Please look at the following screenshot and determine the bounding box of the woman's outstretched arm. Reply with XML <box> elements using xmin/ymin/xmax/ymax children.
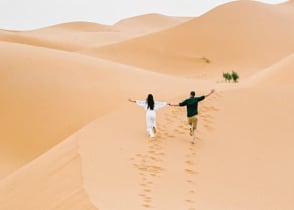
<box><xmin>169</xmin><ymin>103</ymin><xmax>179</xmax><ymax>106</ymax></box>
<box><xmin>128</xmin><ymin>99</ymin><xmax>136</xmax><ymax>103</ymax></box>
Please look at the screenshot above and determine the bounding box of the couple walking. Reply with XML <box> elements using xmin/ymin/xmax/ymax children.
<box><xmin>128</xmin><ymin>89</ymin><xmax>215</xmax><ymax>142</ymax></box>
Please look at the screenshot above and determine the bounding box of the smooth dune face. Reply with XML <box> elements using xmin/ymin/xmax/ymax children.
<box><xmin>0</xmin><ymin>1</ymin><xmax>294</xmax><ymax>210</ymax></box>
<box><xmin>0</xmin><ymin>41</ymin><xmax>117</xmax><ymax>177</ymax></box>
<box><xmin>113</xmin><ymin>13</ymin><xmax>192</xmax><ymax>35</ymax></box>
<box><xmin>195</xmin><ymin>86</ymin><xmax>294</xmax><ymax>210</ymax></box>
<box><xmin>0</xmin><ymin>40</ymin><xmax>210</xmax><ymax>179</ymax></box>
<box><xmin>0</xmin><ymin>22</ymin><xmax>119</xmax><ymax>51</ymax></box>
<box><xmin>248</xmin><ymin>53</ymin><xmax>294</xmax><ymax>85</ymax></box>
<box><xmin>0</xmin><ymin>14</ymin><xmax>190</xmax><ymax>53</ymax></box>
<box><xmin>86</xmin><ymin>1</ymin><xmax>294</xmax><ymax>78</ymax></box>
<box><xmin>0</xmin><ymin>136</ymin><xmax>98</xmax><ymax>210</ymax></box>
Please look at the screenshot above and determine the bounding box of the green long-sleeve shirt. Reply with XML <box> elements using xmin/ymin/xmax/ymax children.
<box><xmin>179</xmin><ymin>96</ymin><xmax>205</xmax><ymax>117</ymax></box>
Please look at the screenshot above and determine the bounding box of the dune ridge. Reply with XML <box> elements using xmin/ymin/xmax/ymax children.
<box><xmin>0</xmin><ymin>39</ymin><xmax>212</xmax><ymax>179</ymax></box>
<box><xmin>0</xmin><ymin>14</ymin><xmax>191</xmax><ymax>53</ymax></box>
<box><xmin>0</xmin><ymin>134</ymin><xmax>97</xmax><ymax>210</ymax></box>
<box><xmin>113</xmin><ymin>13</ymin><xmax>192</xmax><ymax>35</ymax></box>
<box><xmin>85</xmin><ymin>1</ymin><xmax>294</xmax><ymax>78</ymax></box>
<box><xmin>0</xmin><ymin>22</ymin><xmax>116</xmax><ymax>52</ymax></box>
<box><xmin>248</xmin><ymin>53</ymin><xmax>294</xmax><ymax>85</ymax></box>
<box><xmin>0</xmin><ymin>1</ymin><xmax>294</xmax><ymax>210</ymax></box>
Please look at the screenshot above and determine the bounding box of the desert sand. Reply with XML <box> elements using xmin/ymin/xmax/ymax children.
<box><xmin>0</xmin><ymin>1</ymin><xmax>294</xmax><ymax>210</ymax></box>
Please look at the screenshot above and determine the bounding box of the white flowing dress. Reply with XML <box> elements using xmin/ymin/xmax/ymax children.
<box><xmin>136</xmin><ymin>100</ymin><xmax>167</xmax><ymax>137</ymax></box>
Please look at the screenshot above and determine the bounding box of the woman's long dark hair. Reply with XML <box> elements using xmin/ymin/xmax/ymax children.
<box><xmin>146</xmin><ymin>94</ymin><xmax>154</xmax><ymax>110</ymax></box>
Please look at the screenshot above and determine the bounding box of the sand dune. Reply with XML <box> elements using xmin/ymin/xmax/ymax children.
<box><xmin>0</xmin><ymin>135</ymin><xmax>97</xmax><ymax>210</ymax></box>
<box><xmin>0</xmin><ymin>41</ymin><xmax>117</xmax><ymax>178</ymax></box>
<box><xmin>285</xmin><ymin>0</ymin><xmax>294</xmax><ymax>6</ymax></box>
<box><xmin>195</xmin><ymin>86</ymin><xmax>294</xmax><ymax>210</ymax></box>
<box><xmin>113</xmin><ymin>13</ymin><xmax>192</xmax><ymax>35</ymax></box>
<box><xmin>0</xmin><ymin>14</ymin><xmax>190</xmax><ymax>53</ymax></box>
<box><xmin>41</xmin><ymin>21</ymin><xmax>114</xmax><ymax>32</ymax></box>
<box><xmin>0</xmin><ymin>40</ymin><xmax>213</xmax><ymax>179</ymax></box>
<box><xmin>0</xmin><ymin>39</ymin><xmax>216</xmax><ymax>209</ymax></box>
<box><xmin>1</xmin><ymin>83</ymin><xmax>293</xmax><ymax>209</ymax></box>
<box><xmin>85</xmin><ymin>1</ymin><xmax>294</xmax><ymax>78</ymax></box>
<box><xmin>248</xmin><ymin>53</ymin><xmax>294</xmax><ymax>85</ymax></box>
<box><xmin>0</xmin><ymin>22</ymin><xmax>117</xmax><ymax>52</ymax></box>
<box><xmin>0</xmin><ymin>1</ymin><xmax>294</xmax><ymax>210</ymax></box>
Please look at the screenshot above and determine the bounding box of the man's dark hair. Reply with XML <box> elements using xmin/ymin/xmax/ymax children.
<box><xmin>190</xmin><ymin>91</ymin><xmax>195</xmax><ymax>97</ymax></box>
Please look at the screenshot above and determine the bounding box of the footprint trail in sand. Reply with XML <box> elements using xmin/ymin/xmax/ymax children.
<box><xmin>131</xmin><ymin>132</ymin><xmax>167</xmax><ymax>208</ymax></box>
<box><xmin>130</xmin><ymin>92</ymin><xmax>221</xmax><ymax>209</ymax></box>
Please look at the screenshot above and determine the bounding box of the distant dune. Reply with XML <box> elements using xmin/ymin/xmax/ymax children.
<box><xmin>0</xmin><ymin>1</ymin><xmax>294</xmax><ymax>210</ymax></box>
<box><xmin>285</xmin><ymin>0</ymin><xmax>294</xmax><ymax>6</ymax></box>
<box><xmin>249</xmin><ymin>53</ymin><xmax>294</xmax><ymax>85</ymax></box>
<box><xmin>40</xmin><ymin>21</ymin><xmax>114</xmax><ymax>32</ymax></box>
<box><xmin>85</xmin><ymin>1</ymin><xmax>294</xmax><ymax>78</ymax></box>
<box><xmin>0</xmin><ymin>22</ymin><xmax>117</xmax><ymax>52</ymax></box>
<box><xmin>113</xmin><ymin>13</ymin><xmax>192</xmax><ymax>35</ymax></box>
<box><xmin>0</xmin><ymin>14</ymin><xmax>191</xmax><ymax>53</ymax></box>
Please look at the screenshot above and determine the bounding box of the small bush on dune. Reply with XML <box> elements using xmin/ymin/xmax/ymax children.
<box><xmin>223</xmin><ymin>71</ymin><xmax>239</xmax><ymax>83</ymax></box>
<box><xmin>231</xmin><ymin>71</ymin><xmax>239</xmax><ymax>82</ymax></box>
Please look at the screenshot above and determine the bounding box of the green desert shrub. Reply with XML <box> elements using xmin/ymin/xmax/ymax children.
<box><xmin>223</xmin><ymin>71</ymin><xmax>239</xmax><ymax>83</ymax></box>
<box><xmin>231</xmin><ymin>71</ymin><xmax>239</xmax><ymax>82</ymax></box>
<box><xmin>223</xmin><ymin>72</ymin><xmax>230</xmax><ymax>82</ymax></box>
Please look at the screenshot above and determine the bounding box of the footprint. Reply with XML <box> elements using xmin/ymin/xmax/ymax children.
<box><xmin>204</xmin><ymin>124</ymin><xmax>214</xmax><ymax>131</ymax></box>
<box><xmin>148</xmin><ymin>150</ymin><xmax>156</xmax><ymax>154</ymax></box>
<box><xmin>143</xmin><ymin>204</ymin><xmax>151</xmax><ymax>208</ymax></box>
<box><xmin>157</xmin><ymin>152</ymin><xmax>165</xmax><ymax>156</ymax></box>
<box><xmin>186</xmin><ymin>160</ymin><xmax>195</xmax><ymax>165</ymax></box>
<box><xmin>189</xmin><ymin>190</ymin><xmax>195</xmax><ymax>194</ymax></box>
<box><xmin>167</xmin><ymin>134</ymin><xmax>175</xmax><ymax>138</ymax></box>
<box><xmin>149</xmin><ymin>156</ymin><xmax>159</xmax><ymax>161</ymax></box>
<box><xmin>185</xmin><ymin>169</ymin><xmax>198</xmax><ymax>175</ymax></box>
<box><xmin>186</xmin><ymin>180</ymin><xmax>193</xmax><ymax>184</ymax></box>
<box><xmin>144</xmin><ymin>189</ymin><xmax>152</xmax><ymax>193</ymax></box>
<box><xmin>144</xmin><ymin>199</ymin><xmax>152</xmax><ymax>203</ymax></box>
<box><xmin>140</xmin><ymin>183</ymin><xmax>148</xmax><ymax>187</ymax></box>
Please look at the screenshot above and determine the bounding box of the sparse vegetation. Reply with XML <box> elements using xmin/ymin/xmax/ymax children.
<box><xmin>202</xmin><ymin>57</ymin><xmax>211</xmax><ymax>63</ymax></box>
<box><xmin>223</xmin><ymin>71</ymin><xmax>239</xmax><ymax>83</ymax></box>
<box><xmin>223</xmin><ymin>72</ymin><xmax>231</xmax><ymax>82</ymax></box>
<box><xmin>231</xmin><ymin>71</ymin><xmax>239</xmax><ymax>83</ymax></box>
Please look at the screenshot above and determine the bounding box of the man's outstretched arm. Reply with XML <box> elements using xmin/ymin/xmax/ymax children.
<box><xmin>205</xmin><ymin>89</ymin><xmax>215</xmax><ymax>98</ymax></box>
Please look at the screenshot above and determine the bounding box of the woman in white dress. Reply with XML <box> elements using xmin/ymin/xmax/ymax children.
<box><xmin>128</xmin><ymin>94</ymin><xmax>168</xmax><ymax>138</ymax></box>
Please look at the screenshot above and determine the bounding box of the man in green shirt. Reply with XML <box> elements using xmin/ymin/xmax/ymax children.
<box><xmin>170</xmin><ymin>89</ymin><xmax>215</xmax><ymax>143</ymax></box>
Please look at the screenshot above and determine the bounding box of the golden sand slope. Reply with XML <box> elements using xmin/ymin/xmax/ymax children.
<box><xmin>0</xmin><ymin>136</ymin><xmax>97</xmax><ymax>210</ymax></box>
<box><xmin>195</xmin><ymin>86</ymin><xmax>294</xmax><ymax>210</ymax></box>
<box><xmin>0</xmin><ymin>41</ymin><xmax>118</xmax><ymax>178</ymax></box>
<box><xmin>0</xmin><ymin>22</ymin><xmax>116</xmax><ymax>51</ymax></box>
<box><xmin>0</xmin><ymin>39</ymin><xmax>212</xmax><ymax>179</ymax></box>
<box><xmin>1</xmin><ymin>82</ymin><xmax>293</xmax><ymax>210</ymax></box>
<box><xmin>0</xmin><ymin>14</ymin><xmax>190</xmax><ymax>53</ymax></box>
<box><xmin>85</xmin><ymin>1</ymin><xmax>294</xmax><ymax>78</ymax></box>
<box><xmin>248</xmin><ymin>53</ymin><xmax>294</xmax><ymax>85</ymax></box>
<box><xmin>0</xmin><ymin>39</ymin><xmax>215</xmax><ymax>209</ymax></box>
<box><xmin>0</xmin><ymin>1</ymin><xmax>294</xmax><ymax>210</ymax></box>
